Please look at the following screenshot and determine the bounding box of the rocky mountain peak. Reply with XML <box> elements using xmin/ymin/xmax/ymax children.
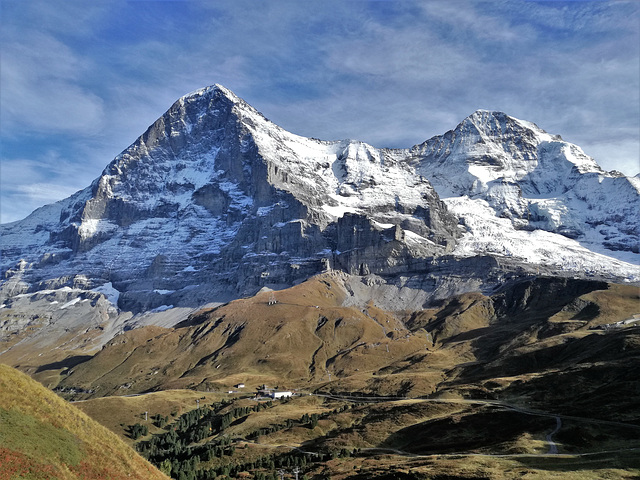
<box><xmin>463</xmin><ymin>109</ymin><xmax>543</xmax><ymax>136</ymax></box>
<box><xmin>0</xmin><ymin>85</ymin><xmax>465</xmax><ymax>311</ymax></box>
<box><xmin>1</xmin><ymin>85</ymin><xmax>638</xmax><ymax>317</ymax></box>
<box><xmin>412</xmin><ymin>108</ymin><xmax>605</xmax><ymax>198</ymax></box>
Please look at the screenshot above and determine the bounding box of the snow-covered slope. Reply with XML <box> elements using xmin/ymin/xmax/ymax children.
<box><xmin>412</xmin><ymin>110</ymin><xmax>639</xmax><ymax>281</ymax></box>
<box><xmin>1</xmin><ymin>87</ymin><xmax>638</xmax><ymax>316</ymax></box>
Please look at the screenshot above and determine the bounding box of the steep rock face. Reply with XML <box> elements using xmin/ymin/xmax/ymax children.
<box><xmin>1</xmin><ymin>87</ymin><xmax>638</xmax><ymax>319</ymax></box>
<box><xmin>0</xmin><ymin>85</ymin><xmax>460</xmax><ymax>311</ymax></box>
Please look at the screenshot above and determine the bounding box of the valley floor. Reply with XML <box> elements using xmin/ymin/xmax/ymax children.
<box><xmin>73</xmin><ymin>388</ymin><xmax>640</xmax><ymax>480</ymax></box>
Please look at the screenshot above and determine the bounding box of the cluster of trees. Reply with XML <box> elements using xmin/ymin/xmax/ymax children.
<box><xmin>135</xmin><ymin>396</ymin><xmax>361</xmax><ymax>479</ymax></box>
<box><xmin>195</xmin><ymin>446</ymin><xmax>359</xmax><ymax>479</ymax></box>
<box><xmin>152</xmin><ymin>413</ymin><xmax>169</xmax><ymax>428</ymax></box>
<box><xmin>138</xmin><ymin>404</ymin><xmax>238</xmax><ymax>458</ymax></box>
<box><xmin>196</xmin><ymin>450</ymin><xmax>314</xmax><ymax>480</ymax></box>
<box><xmin>139</xmin><ymin>432</ymin><xmax>236</xmax><ymax>479</ymax></box>
<box><xmin>157</xmin><ymin>456</ymin><xmax>200</xmax><ymax>480</ymax></box>
<box><xmin>136</xmin><ymin>398</ymin><xmax>277</xmax><ymax>479</ymax></box>
<box><xmin>300</xmin><ymin>412</ymin><xmax>319</xmax><ymax>429</ymax></box>
<box><xmin>128</xmin><ymin>422</ymin><xmax>149</xmax><ymax>440</ymax></box>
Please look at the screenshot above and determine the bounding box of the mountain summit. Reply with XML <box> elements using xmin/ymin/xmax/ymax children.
<box><xmin>1</xmin><ymin>86</ymin><xmax>638</xmax><ymax>317</ymax></box>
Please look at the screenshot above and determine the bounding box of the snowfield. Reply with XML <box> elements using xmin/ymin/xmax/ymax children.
<box><xmin>445</xmin><ymin>196</ymin><xmax>639</xmax><ymax>282</ymax></box>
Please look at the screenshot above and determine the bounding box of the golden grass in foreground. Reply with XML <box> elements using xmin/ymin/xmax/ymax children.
<box><xmin>0</xmin><ymin>363</ymin><xmax>168</xmax><ymax>480</ymax></box>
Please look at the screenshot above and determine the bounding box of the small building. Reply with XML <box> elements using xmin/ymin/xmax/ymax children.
<box><xmin>257</xmin><ymin>385</ymin><xmax>272</xmax><ymax>397</ymax></box>
<box><xmin>271</xmin><ymin>390</ymin><xmax>292</xmax><ymax>399</ymax></box>
<box><xmin>235</xmin><ymin>383</ymin><xmax>245</xmax><ymax>388</ymax></box>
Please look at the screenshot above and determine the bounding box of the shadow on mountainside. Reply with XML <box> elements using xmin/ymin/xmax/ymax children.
<box><xmin>35</xmin><ymin>355</ymin><xmax>94</xmax><ymax>373</ymax></box>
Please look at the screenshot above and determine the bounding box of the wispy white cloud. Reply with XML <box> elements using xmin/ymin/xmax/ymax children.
<box><xmin>0</xmin><ymin>0</ymin><xmax>638</xmax><ymax>223</ymax></box>
<box><xmin>0</xmin><ymin>154</ymin><xmax>93</xmax><ymax>223</ymax></box>
<box><xmin>0</xmin><ymin>31</ymin><xmax>105</xmax><ymax>135</ymax></box>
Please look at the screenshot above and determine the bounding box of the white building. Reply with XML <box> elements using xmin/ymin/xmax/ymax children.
<box><xmin>271</xmin><ymin>391</ymin><xmax>292</xmax><ymax>399</ymax></box>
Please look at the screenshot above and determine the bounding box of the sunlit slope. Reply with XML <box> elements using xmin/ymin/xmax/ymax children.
<box><xmin>0</xmin><ymin>363</ymin><xmax>168</xmax><ymax>480</ymax></box>
<box><xmin>60</xmin><ymin>274</ymin><xmax>429</xmax><ymax>395</ymax></box>
<box><xmin>58</xmin><ymin>274</ymin><xmax>640</xmax><ymax>408</ymax></box>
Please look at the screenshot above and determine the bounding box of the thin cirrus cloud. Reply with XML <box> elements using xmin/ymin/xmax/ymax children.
<box><xmin>0</xmin><ymin>155</ymin><xmax>90</xmax><ymax>225</ymax></box>
<box><xmin>0</xmin><ymin>0</ymin><xmax>638</xmax><ymax>224</ymax></box>
<box><xmin>1</xmin><ymin>32</ymin><xmax>105</xmax><ymax>136</ymax></box>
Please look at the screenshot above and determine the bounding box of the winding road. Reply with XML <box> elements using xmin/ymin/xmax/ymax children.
<box><xmin>546</xmin><ymin>416</ymin><xmax>562</xmax><ymax>454</ymax></box>
<box><xmin>309</xmin><ymin>392</ymin><xmax>640</xmax><ymax>457</ymax></box>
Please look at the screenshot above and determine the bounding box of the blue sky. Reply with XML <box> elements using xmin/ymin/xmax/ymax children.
<box><xmin>1</xmin><ymin>0</ymin><xmax>638</xmax><ymax>223</ymax></box>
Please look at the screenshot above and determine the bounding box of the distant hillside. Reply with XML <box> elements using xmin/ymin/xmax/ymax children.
<box><xmin>0</xmin><ymin>363</ymin><xmax>168</xmax><ymax>480</ymax></box>
<box><xmin>7</xmin><ymin>272</ymin><xmax>640</xmax><ymax>480</ymax></box>
<box><xmin>57</xmin><ymin>273</ymin><xmax>640</xmax><ymax>423</ymax></box>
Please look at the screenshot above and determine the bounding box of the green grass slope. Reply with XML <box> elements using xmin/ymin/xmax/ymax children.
<box><xmin>0</xmin><ymin>363</ymin><xmax>168</xmax><ymax>480</ymax></box>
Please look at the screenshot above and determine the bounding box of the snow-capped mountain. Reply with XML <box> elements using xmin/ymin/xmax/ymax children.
<box><xmin>412</xmin><ymin>110</ymin><xmax>639</xmax><ymax>278</ymax></box>
<box><xmin>1</xmin><ymin>85</ymin><xmax>638</xmax><ymax>314</ymax></box>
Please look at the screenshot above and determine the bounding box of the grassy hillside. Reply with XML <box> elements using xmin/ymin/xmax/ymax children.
<box><xmin>0</xmin><ymin>363</ymin><xmax>168</xmax><ymax>480</ymax></box>
<box><xmin>73</xmin><ymin>388</ymin><xmax>640</xmax><ymax>480</ymax></box>
<box><xmin>74</xmin><ymin>389</ymin><xmax>229</xmax><ymax>446</ymax></box>
<box><xmin>53</xmin><ymin>274</ymin><xmax>640</xmax><ymax>479</ymax></box>
<box><xmin>56</xmin><ymin>275</ymin><xmax>640</xmax><ymax>410</ymax></box>
<box><xmin>58</xmin><ymin>274</ymin><xmax>425</xmax><ymax>396</ymax></box>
